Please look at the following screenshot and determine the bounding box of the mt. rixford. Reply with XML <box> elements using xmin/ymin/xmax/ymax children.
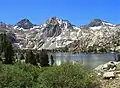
<box><xmin>0</xmin><ymin>17</ymin><xmax>120</xmax><ymax>52</ymax></box>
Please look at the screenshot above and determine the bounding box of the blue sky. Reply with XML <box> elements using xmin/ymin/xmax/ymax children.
<box><xmin>0</xmin><ymin>0</ymin><xmax>119</xmax><ymax>26</ymax></box>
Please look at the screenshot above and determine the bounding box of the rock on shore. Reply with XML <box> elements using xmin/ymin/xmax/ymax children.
<box><xmin>95</xmin><ymin>61</ymin><xmax>120</xmax><ymax>88</ymax></box>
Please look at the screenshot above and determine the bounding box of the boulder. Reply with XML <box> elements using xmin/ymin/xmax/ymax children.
<box><xmin>103</xmin><ymin>72</ymin><xmax>115</xmax><ymax>79</ymax></box>
<box><xmin>103</xmin><ymin>61</ymin><xmax>116</xmax><ymax>71</ymax></box>
<box><xmin>95</xmin><ymin>61</ymin><xmax>117</xmax><ymax>72</ymax></box>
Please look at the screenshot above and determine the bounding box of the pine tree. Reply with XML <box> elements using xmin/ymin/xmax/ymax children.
<box><xmin>0</xmin><ymin>34</ymin><xmax>3</xmax><ymax>58</ymax></box>
<box><xmin>35</xmin><ymin>53</ymin><xmax>40</xmax><ymax>63</ymax></box>
<box><xmin>50</xmin><ymin>55</ymin><xmax>54</xmax><ymax>66</ymax></box>
<box><xmin>0</xmin><ymin>33</ymin><xmax>14</xmax><ymax>64</ymax></box>
<box><xmin>4</xmin><ymin>41</ymin><xmax>14</xmax><ymax>64</ymax></box>
<box><xmin>39</xmin><ymin>49</ymin><xmax>49</xmax><ymax>67</ymax></box>
<box><xmin>25</xmin><ymin>50</ymin><xmax>37</xmax><ymax>65</ymax></box>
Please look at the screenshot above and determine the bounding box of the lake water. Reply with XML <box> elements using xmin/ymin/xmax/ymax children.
<box><xmin>53</xmin><ymin>53</ymin><xmax>117</xmax><ymax>68</ymax></box>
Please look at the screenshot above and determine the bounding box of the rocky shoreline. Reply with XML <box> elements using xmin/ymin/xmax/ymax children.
<box><xmin>95</xmin><ymin>61</ymin><xmax>120</xmax><ymax>88</ymax></box>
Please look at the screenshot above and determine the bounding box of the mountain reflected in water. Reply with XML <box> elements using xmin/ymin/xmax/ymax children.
<box><xmin>53</xmin><ymin>53</ymin><xmax>116</xmax><ymax>68</ymax></box>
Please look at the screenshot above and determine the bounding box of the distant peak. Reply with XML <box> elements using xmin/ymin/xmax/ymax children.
<box><xmin>45</xmin><ymin>17</ymin><xmax>73</xmax><ymax>29</ymax></box>
<box><xmin>49</xmin><ymin>16</ymin><xmax>58</xmax><ymax>24</ymax></box>
<box><xmin>51</xmin><ymin>16</ymin><xmax>57</xmax><ymax>19</ymax></box>
<box><xmin>0</xmin><ymin>21</ymin><xmax>8</xmax><ymax>28</ymax></box>
<box><xmin>92</xmin><ymin>19</ymin><xmax>102</xmax><ymax>22</ymax></box>
<box><xmin>92</xmin><ymin>19</ymin><xmax>110</xmax><ymax>23</ymax></box>
<box><xmin>19</xmin><ymin>18</ymin><xmax>31</xmax><ymax>23</ymax></box>
<box><xmin>23</xmin><ymin>18</ymin><xmax>29</xmax><ymax>20</ymax></box>
<box><xmin>80</xmin><ymin>18</ymin><xmax>115</xmax><ymax>28</ymax></box>
<box><xmin>16</xmin><ymin>18</ymin><xmax>34</xmax><ymax>29</ymax></box>
<box><xmin>88</xmin><ymin>18</ymin><xmax>114</xmax><ymax>27</ymax></box>
<box><xmin>87</xmin><ymin>19</ymin><xmax>102</xmax><ymax>27</ymax></box>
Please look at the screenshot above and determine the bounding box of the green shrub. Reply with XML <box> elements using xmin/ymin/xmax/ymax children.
<box><xmin>0</xmin><ymin>63</ymin><xmax>99</xmax><ymax>88</ymax></box>
<box><xmin>38</xmin><ymin>64</ymin><xmax>98</xmax><ymax>88</ymax></box>
<box><xmin>0</xmin><ymin>63</ymin><xmax>41</xmax><ymax>88</ymax></box>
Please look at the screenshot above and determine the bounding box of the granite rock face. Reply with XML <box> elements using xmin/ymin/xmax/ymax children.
<box><xmin>0</xmin><ymin>17</ymin><xmax>120</xmax><ymax>51</ymax></box>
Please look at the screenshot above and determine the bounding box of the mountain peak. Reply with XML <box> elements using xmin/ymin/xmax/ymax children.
<box><xmin>88</xmin><ymin>19</ymin><xmax>103</xmax><ymax>27</ymax></box>
<box><xmin>0</xmin><ymin>21</ymin><xmax>8</xmax><ymax>28</ymax></box>
<box><xmin>45</xmin><ymin>17</ymin><xmax>73</xmax><ymax>29</ymax></box>
<box><xmin>92</xmin><ymin>19</ymin><xmax>102</xmax><ymax>22</ymax></box>
<box><xmin>88</xmin><ymin>19</ymin><xmax>115</xmax><ymax>27</ymax></box>
<box><xmin>47</xmin><ymin>16</ymin><xmax>58</xmax><ymax>24</ymax></box>
<box><xmin>80</xmin><ymin>19</ymin><xmax>115</xmax><ymax>28</ymax></box>
<box><xmin>16</xmin><ymin>18</ymin><xmax>33</xmax><ymax>29</ymax></box>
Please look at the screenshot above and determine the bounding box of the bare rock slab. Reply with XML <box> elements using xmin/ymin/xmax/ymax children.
<box><xmin>103</xmin><ymin>72</ymin><xmax>115</xmax><ymax>79</ymax></box>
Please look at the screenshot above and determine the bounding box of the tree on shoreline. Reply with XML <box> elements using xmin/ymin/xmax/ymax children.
<box><xmin>50</xmin><ymin>55</ymin><xmax>54</xmax><ymax>66</ymax></box>
<box><xmin>0</xmin><ymin>33</ymin><xmax>14</xmax><ymax>64</ymax></box>
<box><xmin>39</xmin><ymin>49</ymin><xmax>49</xmax><ymax>67</ymax></box>
<box><xmin>25</xmin><ymin>50</ymin><xmax>37</xmax><ymax>65</ymax></box>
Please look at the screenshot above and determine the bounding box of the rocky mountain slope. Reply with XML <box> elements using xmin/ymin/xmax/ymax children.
<box><xmin>0</xmin><ymin>17</ymin><xmax>120</xmax><ymax>52</ymax></box>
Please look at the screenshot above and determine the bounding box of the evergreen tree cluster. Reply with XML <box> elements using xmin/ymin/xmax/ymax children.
<box><xmin>25</xmin><ymin>50</ymin><xmax>37</xmax><ymax>65</ymax></box>
<box><xmin>0</xmin><ymin>33</ymin><xmax>14</xmax><ymax>64</ymax></box>
<box><xmin>25</xmin><ymin>49</ymin><xmax>54</xmax><ymax>67</ymax></box>
<box><xmin>0</xmin><ymin>33</ymin><xmax>54</xmax><ymax>66</ymax></box>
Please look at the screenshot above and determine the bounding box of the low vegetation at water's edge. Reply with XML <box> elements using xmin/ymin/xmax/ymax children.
<box><xmin>0</xmin><ymin>62</ymin><xmax>99</xmax><ymax>88</ymax></box>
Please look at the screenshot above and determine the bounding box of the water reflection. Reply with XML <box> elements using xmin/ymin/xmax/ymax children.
<box><xmin>53</xmin><ymin>52</ymin><xmax>116</xmax><ymax>68</ymax></box>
